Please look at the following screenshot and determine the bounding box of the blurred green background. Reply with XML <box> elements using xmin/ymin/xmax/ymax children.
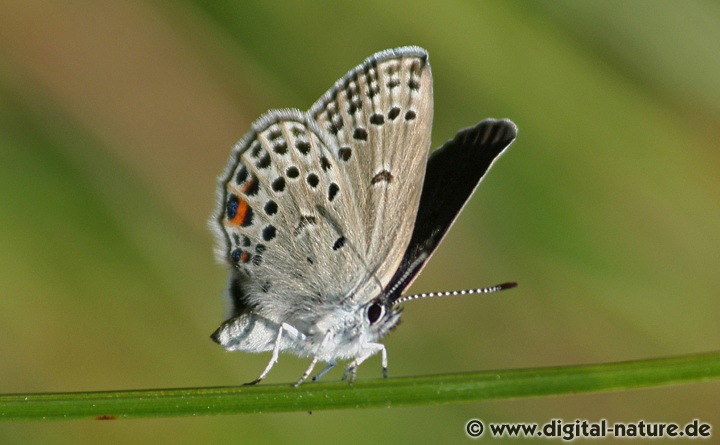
<box><xmin>1</xmin><ymin>0</ymin><xmax>719</xmax><ymax>443</ymax></box>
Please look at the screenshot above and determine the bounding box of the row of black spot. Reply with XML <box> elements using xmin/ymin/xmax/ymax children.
<box><xmin>267</xmin><ymin>164</ymin><xmax>340</xmax><ymax>204</ymax></box>
<box><xmin>230</xmin><ymin>243</ymin><xmax>265</xmax><ymax>267</ymax></box>
<box><xmin>327</xmin><ymin>104</ymin><xmax>417</xmax><ymax>139</ymax></box>
<box><xmin>247</xmin><ymin>128</ymin><xmax>315</xmax><ymax>168</ymax></box>
<box><xmin>228</xmin><ymin>225</ymin><xmax>276</xmax><ymax>265</ymax></box>
<box><xmin>352</xmin><ymin>57</ymin><xmax>423</xmax><ymax>100</ymax></box>
<box><xmin>328</xmin><ymin>107</ymin><xmax>415</xmax><ymax>165</ymax></box>
<box><xmin>233</xmin><ymin>157</ymin><xmax>340</xmax><ymax>222</ymax></box>
<box><xmin>228</xmin><ymin>224</ymin><xmax>276</xmax><ymax>266</ymax></box>
<box><xmin>231</xmin><ymin>231</ymin><xmax>347</xmax><ymax>267</ymax></box>
<box><xmin>231</xmin><ymin>233</ymin><xmax>250</xmax><ymax>247</ymax></box>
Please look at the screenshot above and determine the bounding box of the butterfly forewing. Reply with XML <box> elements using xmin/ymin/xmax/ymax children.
<box><xmin>310</xmin><ymin>47</ymin><xmax>433</xmax><ymax>297</ymax></box>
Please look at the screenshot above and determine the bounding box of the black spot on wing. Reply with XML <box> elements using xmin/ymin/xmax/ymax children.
<box><xmin>286</xmin><ymin>166</ymin><xmax>299</xmax><ymax>178</ymax></box>
<box><xmin>272</xmin><ymin>177</ymin><xmax>286</xmax><ymax>192</ymax></box>
<box><xmin>256</xmin><ymin>153</ymin><xmax>271</xmax><ymax>169</ymax></box>
<box><xmin>262</xmin><ymin>225</ymin><xmax>276</xmax><ymax>241</ymax></box>
<box><xmin>388</xmin><ymin>107</ymin><xmax>400</xmax><ymax>120</ymax></box>
<box><xmin>273</xmin><ymin>140</ymin><xmax>288</xmax><ymax>155</ymax></box>
<box><xmin>338</xmin><ymin>147</ymin><xmax>352</xmax><ymax>161</ymax></box>
<box><xmin>236</xmin><ymin>166</ymin><xmax>248</xmax><ymax>184</ymax></box>
<box><xmin>264</xmin><ymin>200</ymin><xmax>278</xmax><ymax>215</ymax></box>
<box><xmin>328</xmin><ymin>183</ymin><xmax>339</xmax><ymax>201</ymax></box>
<box><xmin>353</xmin><ymin>128</ymin><xmax>368</xmax><ymax>141</ymax></box>
<box><xmin>306</xmin><ymin>173</ymin><xmax>319</xmax><ymax>188</ymax></box>
<box><xmin>320</xmin><ymin>157</ymin><xmax>332</xmax><ymax>171</ymax></box>
<box><xmin>296</xmin><ymin>141</ymin><xmax>311</xmax><ymax>155</ymax></box>
<box><xmin>332</xmin><ymin>236</ymin><xmax>346</xmax><ymax>251</ymax></box>
<box><xmin>371</xmin><ymin>170</ymin><xmax>394</xmax><ymax>185</ymax></box>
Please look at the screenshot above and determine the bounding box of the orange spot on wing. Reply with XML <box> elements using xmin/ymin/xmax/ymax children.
<box><xmin>228</xmin><ymin>178</ymin><xmax>255</xmax><ymax>227</ymax></box>
<box><xmin>230</xmin><ymin>199</ymin><xmax>249</xmax><ymax>226</ymax></box>
<box><xmin>240</xmin><ymin>252</ymin><xmax>249</xmax><ymax>263</ymax></box>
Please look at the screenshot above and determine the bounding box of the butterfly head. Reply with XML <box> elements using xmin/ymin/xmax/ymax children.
<box><xmin>307</xmin><ymin>296</ymin><xmax>402</xmax><ymax>357</ymax></box>
<box><xmin>357</xmin><ymin>297</ymin><xmax>403</xmax><ymax>342</ymax></box>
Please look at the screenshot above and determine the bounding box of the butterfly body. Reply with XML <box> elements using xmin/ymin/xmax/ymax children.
<box><xmin>212</xmin><ymin>280</ymin><xmax>400</xmax><ymax>360</ymax></box>
<box><xmin>210</xmin><ymin>47</ymin><xmax>517</xmax><ymax>385</ymax></box>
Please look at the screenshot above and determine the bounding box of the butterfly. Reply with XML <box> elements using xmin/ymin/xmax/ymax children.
<box><xmin>209</xmin><ymin>46</ymin><xmax>517</xmax><ymax>386</ymax></box>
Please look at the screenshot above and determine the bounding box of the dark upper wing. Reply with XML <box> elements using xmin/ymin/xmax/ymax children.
<box><xmin>385</xmin><ymin>118</ymin><xmax>518</xmax><ymax>303</ymax></box>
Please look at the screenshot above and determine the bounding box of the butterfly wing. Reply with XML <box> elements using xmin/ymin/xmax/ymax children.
<box><xmin>310</xmin><ymin>46</ymin><xmax>433</xmax><ymax>299</ymax></box>
<box><xmin>385</xmin><ymin>119</ymin><xmax>518</xmax><ymax>302</ymax></box>
<box><xmin>210</xmin><ymin>110</ymin><xmax>365</xmax><ymax>323</ymax></box>
<box><xmin>211</xmin><ymin>47</ymin><xmax>434</xmax><ymax>331</ymax></box>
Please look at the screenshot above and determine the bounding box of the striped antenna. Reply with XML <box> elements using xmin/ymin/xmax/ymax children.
<box><xmin>392</xmin><ymin>282</ymin><xmax>517</xmax><ymax>306</ymax></box>
<box><xmin>384</xmin><ymin>251</ymin><xmax>429</xmax><ymax>302</ymax></box>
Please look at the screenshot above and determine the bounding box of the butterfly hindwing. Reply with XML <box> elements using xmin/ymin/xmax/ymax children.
<box><xmin>211</xmin><ymin>110</ymin><xmax>369</xmax><ymax>321</ymax></box>
<box><xmin>386</xmin><ymin>119</ymin><xmax>518</xmax><ymax>302</ymax></box>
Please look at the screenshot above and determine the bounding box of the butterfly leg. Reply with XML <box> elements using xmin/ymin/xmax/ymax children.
<box><xmin>312</xmin><ymin>360</ymin><xmax>337</xmax><ymax>382</ymax></box>
<box><xmin>342</xmin><ymin>342</ymin><xmax>387</xmax><ymax>383</ymax></box>
<box><xmin>245</xmin><ymin>323</ymin><xmax>304</xmax><ymax>385</ymax></box>
<box><xmin>294</xmin><ymin>331</ymin><xmax>332</xmax><ymax>387</ymax></box>
<box><xmin>380</xmin><ymin>343</ymin><xmax>388</xmax><ymax>379</ymax></box>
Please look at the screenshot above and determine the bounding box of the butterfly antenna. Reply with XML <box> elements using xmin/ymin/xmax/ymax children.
<box><xmin>392</xmin><ymin>281</ymin><xmax>517</xmax><ymax>307</ymax></box>
<box><xmin>384</xmin><ymin>251</ymin><xmax>429</xmax><ymax>301</ymax></box>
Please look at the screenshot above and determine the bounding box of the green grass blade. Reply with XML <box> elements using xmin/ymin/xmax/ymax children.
<box><xmin>2</xmin><ymin>351</ymin><xmax>719</xmax><ymax>421</ymax></box>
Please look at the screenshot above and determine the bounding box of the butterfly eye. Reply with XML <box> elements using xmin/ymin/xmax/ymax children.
<box><xmin>367</xmin><ymin>303</ymin><xmax>384</xmax><ymax>324</ymax></box>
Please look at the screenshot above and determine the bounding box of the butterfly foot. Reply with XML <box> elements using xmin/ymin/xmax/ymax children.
<box><xmin>382</xmin><ymin>366</ymin><xmax>388</xmax><ymax>379</ymax></box>
<box><xmin>243</xmin><ymin>378</ymin><xmax>262</xmax><ymax>386</ymax></box>
<box><xmin>293</xmin><ymin>375</ymin><xmax>309</xmax><ymax>388</ymax></box>
<box><xmin>342</xmin><ymin>366</ymin><xmax>357</xmax><ymax>384</ymax></box>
